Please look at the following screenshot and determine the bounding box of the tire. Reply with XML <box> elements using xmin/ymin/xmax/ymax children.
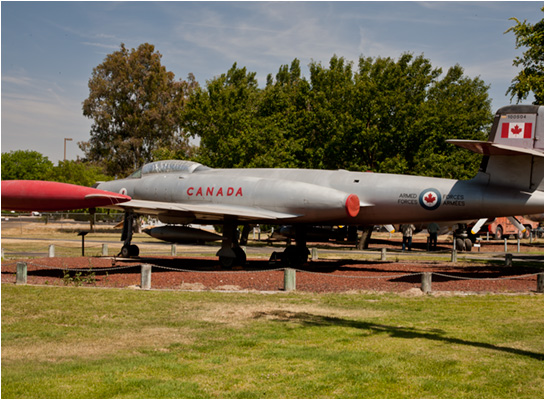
<box><xmin>121</xmin><ymin>244</ymin><xmax>140</xmax><ymax>258</ymax></box>
<box><xmin>455</xmin><ymin>238</ymin><xmax>465</xmax><ymax>252</ymax></box>
<box><xmin>121</xmin><ymin>245</ymin><xmax>131</xmax><ymax>258</ymax></box>
<box><xmin>494</xmin><ymin>226</ymin><xmax>503</xmax><ymax>240</ymax></box>
<box><xmin>219</xmin><ymin>256</ymin><xmax>234</xmax><ymax>269</ymax></box>
<box><xmin>464</xmin><ymin>238</ymin><xmax>473</xmax><ymax>252</ymax></box>
<box><xmin>283</xmin><ymin>245</ymin><xmax>309</xmax><ymax>267</ymax></box>
<box><xmin>233</xmin><ymin>247</ymin><xmax>247</xmax><ymax>266</ymax></box>
<box><xmin>129</xmin><ymin>245</ymin><xmax>140</xmax><ymax>257</ymax></box>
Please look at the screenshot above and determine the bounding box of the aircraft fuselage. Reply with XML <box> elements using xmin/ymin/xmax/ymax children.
<box><xmin>97</xmin><ymin>167</ymin><xmax>544</xmax><ymax>226</ymax></box>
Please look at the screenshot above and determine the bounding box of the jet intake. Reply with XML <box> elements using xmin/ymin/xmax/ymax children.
<box><xmin>345</xmin><ymin>194</ymin><xmax>360</xmax><ymax>217</ymax></box>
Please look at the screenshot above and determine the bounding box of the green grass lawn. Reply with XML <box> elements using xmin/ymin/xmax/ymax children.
<box><xmin>1</xmin><ymin>285</ymin><xmax>543</xmax><ymax>398</ymax></box>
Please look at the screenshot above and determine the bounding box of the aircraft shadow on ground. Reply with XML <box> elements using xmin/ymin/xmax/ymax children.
<box><xmin>253</xmin><ymin>310</ymin><xmax>544</xmax><ymax>361</ymax></box>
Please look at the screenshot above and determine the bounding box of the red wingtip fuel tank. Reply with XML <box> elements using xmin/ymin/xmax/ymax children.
<box><xmin>1</xmin><ymin>180</ymin><xmax>131</xmax><ymax>211</ymax></box>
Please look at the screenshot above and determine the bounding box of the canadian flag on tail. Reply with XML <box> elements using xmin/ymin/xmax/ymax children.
<box><xmin>501</xmin><ymin>122</ymin><xmax>533</xmax><ymax>139</ymax></box>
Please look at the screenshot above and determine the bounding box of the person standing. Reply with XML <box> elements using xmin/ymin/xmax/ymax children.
<box><xmin>427</xmin><ymin>222</ymin><xmax>440</xmax><ymax>251</ymax></box>
<box><xmin>400</xmin><ymin>224</ymin><xmax>416</xmax><ymax>251</ymax></box>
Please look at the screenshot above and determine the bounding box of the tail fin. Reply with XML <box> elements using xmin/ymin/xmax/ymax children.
<box><xmin>448</xmin><ymin>105</ymin><xmax>544</xmax><ymax>191</ymax></box>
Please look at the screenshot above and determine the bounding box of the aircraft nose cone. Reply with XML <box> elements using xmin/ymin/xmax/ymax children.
<box><xmin>345</xmin><ymin>194</ymin><xmax>360</xmax><ymax>217</ymax></box>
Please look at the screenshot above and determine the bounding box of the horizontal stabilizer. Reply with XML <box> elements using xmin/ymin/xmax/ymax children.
<box><xmin>447</xmin><ymin>140</ymin><xmax>544</xmax><ymax>157</ymax></box>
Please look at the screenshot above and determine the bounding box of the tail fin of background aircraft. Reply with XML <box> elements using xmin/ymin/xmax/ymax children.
<box><xmin>448</xmin><ymin>105</ymin><xmax>544</xmax><ymax>191</ymax></box>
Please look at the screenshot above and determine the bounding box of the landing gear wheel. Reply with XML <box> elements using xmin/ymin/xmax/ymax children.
<box><xmin>495</xmin><ymin>226</ymin><xmax>503</xmax><ymax>240</ymax></box>
<box><xmin>219</xmin><ymin>256</ymin><xmax>234</xmax><ymax>269</ymax></box>
<box><xmin>121</xmin><ymin>244</ymin><xmax>140</xmax><ymax>258</ymax></box>
<box><xmin>464</xmin><ymin>238</ymin><xmax>473</xmax><ymax>252</ymax></box>
<box><xmin>455</xmin><ymin>238</ymin><xmax>465</xmax><ymax>252</ymax></box>
<box><xmin>283</xmin><ymin>245</ymin><xmax>309</xmax><ymax>267</ymax></box>
<box><xmin>219</xmin><ymin>247</ymin><xmax>246</xmax><ymax>269</ymax></box>
<box><xmin>233</xmin><ymin>247</ymin><xmax>247</xmax><ymax>266</ymax></box>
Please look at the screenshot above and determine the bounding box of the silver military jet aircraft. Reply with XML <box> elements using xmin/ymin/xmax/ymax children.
<box><xmin>2</xmin><ymin>105</ymin><xmax>543</xmax><ymax>266</ymax></box>
<box><xmin>95</xmin><ymin>105</ymin><xmax>543</xmax><ymax>266</ymax></box>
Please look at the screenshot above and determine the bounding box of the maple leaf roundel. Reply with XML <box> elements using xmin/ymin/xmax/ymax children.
<box><xmin>419</xmin><ymin>188</ymin><xmax>441</xmax><ymax>210</ymax></box>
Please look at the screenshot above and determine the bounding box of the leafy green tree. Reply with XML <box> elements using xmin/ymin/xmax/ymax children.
<box><xmin>259</xmin><ymin>59</ymin><xmax>311</xmax><ymax>167</ymax></box>
<box><xmin>81</xmin><ymin>43</ymin><xmax>195</xmax><ymax>177</ymax></box>
<box><xmin>304</xmin><ymin>55</ymin><xmax>358</xmax><ymax>169</ymax></box>
<box><xmin>45</xmin><ymin>160</ymin><xmax>112</xmax><ymax>187</ymax></box>
<box><xmin>413</xmin><ymin>65</ymin><xmax>491</xmax><ymax>179</ymax></box>
<box><xmin>183</xmin><ymin>53</ymin><xmax>491</xmax><ymax>179</ymax></box>
<box><xmin>183</xmin><ymin>63</ymin><xmax>263</xmax><ymax>168</ymax></box>
<box><xmin>505</xmin><ymin>9</ymin><xmax>544</xmax><ymax>105</ymax></box>
<box><xmin>303</xmin><ymin>54</ymin><xmax>491</xmax><ymax>178</ymax></box>
<box><xmin>1</xmin><ymin>150</ymin><xmax>53</xmax><ymax>180</ymax></box>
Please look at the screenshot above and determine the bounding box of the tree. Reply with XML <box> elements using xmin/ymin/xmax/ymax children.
<box><xmin>183</xmin><ymin>63</ymin><xmax>263</xmax><ymax>168</ymax></box>
<box><xmin>412</xmin><ymin>65</ymin><xmax>491</xmax><ymax>179</ymax></box>
<box><xmin>183</xmin><ymin>53</ymin><xmax>492</xmax><ymax>179</ymax></box>
<box><xmin>81</xmin><ymin>43</ymin><xmax>195</xmax><ymax>177</ymax></box>
<box><xmin>258</xmin><ymin>59</ymin><xmax>311</xmax><ymax>168</ymax></box>
<box><xmin>1</xmin><ymin>150</ymin><xmax>53</xmax><ymax>180</ymax></box>
<box><xmin>303</xmin><ymin>54</ymin><xmax>491</xmax><ymax>178</ymax></box>
<box><xmin>45</xmin><ymin>160</ymin><xmax>112</xmax><ymax>187</ymax></box>
<box><xmin>505</xmin><ymin>9</ymin><xmax>544</xmax><ymax>105</ymax></box>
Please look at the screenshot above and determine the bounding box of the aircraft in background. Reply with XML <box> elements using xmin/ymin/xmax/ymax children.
<box><xmin>2</xmin><ymin>105</ymin><xmax>543</xmax><ymax>266</ymax></box>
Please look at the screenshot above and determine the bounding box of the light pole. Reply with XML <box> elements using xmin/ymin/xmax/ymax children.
<box><xmin>64</xmin><ymin>138</ymin><xmax>73</xmax><ymax>161</ymax></box>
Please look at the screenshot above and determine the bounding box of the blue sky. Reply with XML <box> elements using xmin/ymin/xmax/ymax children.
<box><xmin>1</xmin><ymin>1</ymin><xmax>542</xmax><ymax>163</ymax></box>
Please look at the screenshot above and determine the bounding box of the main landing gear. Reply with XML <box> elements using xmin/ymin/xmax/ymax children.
<box><xmin>280</xmin><ymin>226</ymin><xmax>310</xmax><ymax>267</ymax></box>
<box><xmin>216</xmin><ymin>223</ymin><xmax>310</xmax><ymax>268</ymax></box>
<box><xmin>117</xmin><ymin>214</ymin><xmax>311</xmax><ymax>268</ymax></box>
<box><xmin>216</xmin><ymin>223</ymin><xmax>246</xmax><ymax>268</ymax></box>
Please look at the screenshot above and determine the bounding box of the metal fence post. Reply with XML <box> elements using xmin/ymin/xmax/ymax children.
<box><xmin>311</xmin><ymin>248</ymin><xmax>318</xmax><ymax>261</ymax></box>
<box><xmin>380</xmin><ymin>248</ymin><xmax>387</xmax><ymax>261</ymax></box>
<box><xmin>48</xmin><ymin>244</ymin><xmax>55</xmax><ymax>258</ymax></box>
<box><xmin>141</xmin><ymin>264</ymin><xmax>151</xmax><ymax>290</ymax></box>
<box><xmin>102</xmin><ymin>244</ymin><xmax>108</xmax><ymax>256</ymax></box>
<box><xmin>16</xmin><ymin>262</ymin><xmax>27</xmax><ymax>285</ymax></box>
<box><xmin>284</xmin><ymin>268</ymin><xmax>296</xmax><ymax>291</ymax></box>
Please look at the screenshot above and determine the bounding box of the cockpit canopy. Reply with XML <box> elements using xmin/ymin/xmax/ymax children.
<box><xmin>127</xmin><ymin>160</ymin><xmax>210</xmax><ymax>179</ymax></box>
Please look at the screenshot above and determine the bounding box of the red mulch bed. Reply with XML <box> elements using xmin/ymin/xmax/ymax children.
<box><xmin>2</xmin><ymin>249</ymin><xmax>542</xmax><ymax>294</ymax></box>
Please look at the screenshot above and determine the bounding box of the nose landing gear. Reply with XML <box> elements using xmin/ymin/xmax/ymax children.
<box><xmin>118</xmin><ymin>212</ymin><xmax>140</xmax><ymax>258</ymax></box>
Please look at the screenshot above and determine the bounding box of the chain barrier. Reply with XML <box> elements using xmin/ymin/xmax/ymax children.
<box><xmin>2</xmin><ymin>259</ymin><xmax>540</xmax><ymax>282</ymax></box>
<box><xmin>22</xmin><ymin>261</ymin><xmax>136</xmax><ymax>273</ymax></box>
<box><xmin>295</xmin><ymin>269</ymin><xmax>423</xmax><ymax>280</ymax></box>
<box><xmin>153</xmin><ymin>264</ymin><xmax>286</xmax><ymax>274</ymax></box>
<box><xmin>433</xmin><ymin>272</ymin><xmax>541</xmax><ymax>281</ymax></box>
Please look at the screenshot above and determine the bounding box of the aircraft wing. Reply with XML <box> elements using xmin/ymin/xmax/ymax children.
<box><xmin>110</xmin><ymin>199</ymin><xmax>304</xmax><ymax>221</ymax></box>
